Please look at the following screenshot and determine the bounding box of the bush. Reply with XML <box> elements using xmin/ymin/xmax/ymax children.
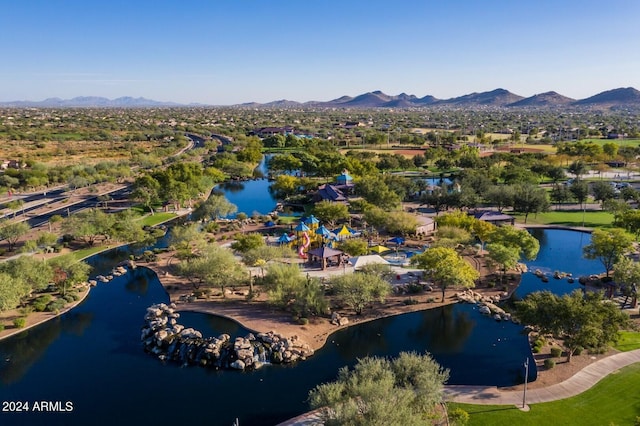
<box><xmin>406</xmin><ymin>283</ymin><xmax>423</xmax><ymax>294</ymax></box>
<box><xmin>13</xmin><ymin>317</ymin><xmax>27</xmax><ymax>328</ymax></box>
<box><xmin>574</xmin><ymin>346</ymin><xmax>584</xmax><ymax>356</ymax></box>
<box><xmin>544</xmin><ymin>358</ymin><xmax>556</xmax><ymax>369</ymax></box>
<box><xmin>297</xmin><ymin>317</ymin><xmax>309</xmax><ymax>325</ymax></box>
<box><xmin>46</xmin><ymin>299</ymin><xmax>67</xmax><ymax>313</ymax></box>
<box><xmin>449</xmin><ymin>407</ymin><xmax>470</xmax><ymax>425</ymax></box>
<box><xmin>404</xmin><ymin>298</ymin><xmax>419</xmax><ymax>305</ymax></box>
<box><xmin>33</xmin><ymin>295</ymin><xmax>53</xmax><ymax>312</ymax></box>
<box><xmin>0</xmin><ymin>324</ymin><xmax>4</xmax><ymax>331</ymax></box>
<box><xmin>550</xmin><ymin>347</ymin><xmax>562</xmax><ymax>358</ymax></box>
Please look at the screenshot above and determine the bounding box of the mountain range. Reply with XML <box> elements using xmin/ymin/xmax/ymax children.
<box><xmin>2</xmin><ymin>87</ymin><xmax>639</xmax><ymax>109</ymax></box>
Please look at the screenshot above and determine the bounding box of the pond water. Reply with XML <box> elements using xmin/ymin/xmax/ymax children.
<box><xmin>513</xmin><ymin>228</ymin><xmax>602</xmax><ymax>299</ymax></box>
<box><xmin>0</xmin><ymin>262</ymin><xmax>533</xmax><ymax>426</ymax></box>
<box><xmin>0</xmin><ymin>226</ymin><xmax>600</xmax><ymax>426</ymax></box>
<box><xmin>215</xmin><ymin>156</ymin><xmax>278</xmax><ymax>217</ymax></box>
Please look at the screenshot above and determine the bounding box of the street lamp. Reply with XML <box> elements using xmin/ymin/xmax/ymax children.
<box><xmin>522</xmin><ymin>357</ymin><xmax>529</xmax><ymax>408</ymax></box>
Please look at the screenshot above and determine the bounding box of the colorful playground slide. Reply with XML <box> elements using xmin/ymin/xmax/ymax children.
<box><xmin>298</xmin><ymin>231</ymin><xmax>311</xmax><ymax>259</ymax></box>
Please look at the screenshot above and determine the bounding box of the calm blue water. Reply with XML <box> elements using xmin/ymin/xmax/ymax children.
<box><xmin>514</xmin><ymin>228</ymin><xmax>601</xmax><ymax>299</ymax></box>
<box><xmin>0</xmin><ymin>224</ymin><xmax>597</xmax><ymax>425</ymax></box>
<box><xmin>215</xmin><ymin>156</ymin><xmax>278</xmax><ymax>217</ymax></box>
<box><xmin>0</xmin><ymin>268</ymin><xmax>533</xmax><ymax>426</ymax></box>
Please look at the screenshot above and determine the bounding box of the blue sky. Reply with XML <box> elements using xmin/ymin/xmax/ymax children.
<box><xmin>1</xmin><ymin>0</ymin><xmax>639</xmax><ymax>104</ymax></box>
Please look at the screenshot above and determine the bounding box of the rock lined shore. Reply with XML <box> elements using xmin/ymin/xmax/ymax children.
<box><xmin>141</xmin><ymin>303</ymin><xmax>314</xmax><ymax>370</ymax></box>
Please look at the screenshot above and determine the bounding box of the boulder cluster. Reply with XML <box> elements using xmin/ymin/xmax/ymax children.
<box><xmin>88</xmin><ymin>260</ymin><xmax>136</xmax><ymax>287</ymax></box>
<box><xmin>141</xmin><ymin>303</ymin><xmax>314</xmax><ymax>370</ymax></box>
<box><xmin>455</xmin><ymin>289</ymin><xmax>518</xmax><ymax>322</ymax></box>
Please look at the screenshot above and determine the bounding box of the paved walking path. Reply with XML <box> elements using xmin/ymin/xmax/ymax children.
<box><xmin>278</xmin><ymin>350</ymin><xmax>640</xmax><ymax>424</ymax></box>
<box><xmin>444</xmin><ymin>348</ymin><xmax>640</xmax><ymax>406</ymax></box>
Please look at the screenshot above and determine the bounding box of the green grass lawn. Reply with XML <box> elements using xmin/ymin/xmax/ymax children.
<box><xmin>614</xmin><ymin>331</ymin><xmax>640</xmax><ymax>352</ymax></box>
<box><xmin>449</xmin><ymin>363</ymin><xmax>640</xmax><ymax>426</ymax></box>
<box><xmin>511</xmin><ymin>210</ymin><xmax>614</xmax><ymax>227</ymax></box>
<box><xmin>72</xmin><ymin>245</ymin><xmax>114</xmax><ymax>261</ymax></box>
<box><xmin>138</xmin><ymin>212</ymin><xmax>177</xmax><ymax>227</ymax></box>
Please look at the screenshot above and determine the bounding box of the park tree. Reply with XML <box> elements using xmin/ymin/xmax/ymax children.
<box><xmin>362</xmin><ymin>205</ymin><xmax>390</xmax><ymax>230</ymax></box>
<box><xmin>515</xmin><ymin>290</ymin><xmax>630</xmax><ymax>362</ymax></box>
<box><xmin>49</xmin><ymin>255</ymin><xmax>91</xmax><ymax>296</ymax></box>
<box><xmin>613</xmin><ymin>256</ymin><xmax>640</xmax><ymax>308</ymax></box>
<box><xmin>109</xmin><ymin>209</ymin><xmax>148</xmax><ymax>244</ymax></box>
<box><xmin>569</xmin><ymin>180</ymin><xmax>590</xmax><ymax>209</ymax></box>
<box><xmin>0</xmin><ymin>273</ymin><xmax>30</xmax><ymax>312</ymax></box>
<box><xmin>434</xmin><ymin>210</ymin><xmax>475</xmax><ymax>231</ymax></box>
<box><xmin>472</xmin><ymin>219</ymin><xmax>496</xmax><ymax>251</ymax></box>
<box><xmin>241</xmin><ymin>245</ymin><xmax>296</xmax><ymax>274</ymax></box>
<box><xmin>271</xmin><ymin>175</ymin><xmax>300</xmax><ymax>199</ymax></box>
<box><xmin>411</xmin><ymin>247</ymin><xmax>479</xmax><ymax>302</ymax></box>
<box><xmin>431</xmin><ymin>225</ymin><xmax>473</xmax><ymax>249</ymax></box>
<box><xmin>617</xmin><ymin>209</ymin><xmax>640</xmax><ymax>238</ymax></box>
<box><xmin>489</xmin><ymin>225</ymin><xmax>540</xmax><ymax>261</ymax></box>
<box><xmin>175</xmin><ymin>244</ymin><xmax>245</xmax><ymax>296</ymax></box>
<box><xmin>591</xmin><ymin>181</ymin><xmax>617</xmax><ymax>208</ymax></box>
<box><xmin>339</xmin><ymin>238</ymin><xmax>369</xmax><ymax>256</ymax></box>
<box><xmin>308</xmin><ymin>352</ymin><xmax>449</xmax><ymax>425</ymax></box>
<box><xmin>512</xmin><ymin>183</ymin><xmax>549</xmax><ymax>223</ymax></box>
<box><xmin>230</xmin><ymin>233</ymin><xmax>265</xmax><ymax>253</ymax></box>
<box><xmin>312</xmin><ymin>200</ymin><xmax>349</xmax><ymax>228</ymax></box>
<box><xmin>262</xmin><ymin>263</ymin><xmax>328</xmax><ymax>316</ymax></box>
<box><xmin>356</xmin><ymin>177</ymin><xmax>401</xmax><ymax>210</ymax></box>
<box><xmin>550</xmin><ymin>184</ymin><xmax>573</xmax><ymax>209</ymax></box>
<box><xmin>486</xmin><ymin>243</ymin><xmax>521</xmax><ymax>283</ymax></box>
<box><xmin>385</xmin><ymin>211</ymin><xmax>419</xmax><ymax>236</ymax></box>
<box><xmin>602</xmin><ymin>142</ymin><xmax>619</xmax><ymax>159</ymax></box>
<box><xmin>568</xmin><ymin>160</ymin><xmax>588</xmax><ymax>179</ymax></box>
<box><xmin>131</xmin><ymin>174</ymin><xmax>161</xmax><ymax>215</ymax></box>
<box><xmin>0</xmin><ymin>255</ymin><xmax>53</xmax><ymax>293</ymax></box>
<box><xmin>583</xmin><ymin>228</ymin><xmax>634</xmax><ymax>277</ymax></box>
<box><xmin>191</xmin><ymin>194</ymin><xmax>237</xmax><ymax>222</ymax></box>
<box><xmin>483</xmin><ymin>185</ymin><xmax>514</xmax><ymax>212</ymax></box>
<box><xmin>0</xmin><ymin>220</ymin><xmax>30</xmax><ymax>251</ymax></box>
<box><xmin>330</xmin><ymin>272</ymin><xmax>391</xmax><ymax>315</ymax></box>
<box><xmin>268</xmin><ymin>154</ymin><xmax>303</xmax><ymax>174</ymax></box>
<box><xmin>61</xmin><ymin>208</ymin><xmax>115</xmax><ymax>247</ymax></box>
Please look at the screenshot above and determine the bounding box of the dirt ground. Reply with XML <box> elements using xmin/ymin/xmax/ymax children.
<box><xmin>140</xmin><ymin>248</ymin><xmax>636</xmax><ymax>391</ymax></box>
<box><xmin>2</xmin><ymin>189</ymin><xmax>638</xmax><ymax>391</ymax></box>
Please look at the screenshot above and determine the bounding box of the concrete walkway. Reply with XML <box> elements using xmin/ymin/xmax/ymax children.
<box><xmin>278</xmin><ymin>350</ymin><xmax>640</xmax><ymax>424</ymax></box>
<box><xmin>445</xmin><ymin>349</ymin><xmax>640</xmax><ymax>407</ymax></box>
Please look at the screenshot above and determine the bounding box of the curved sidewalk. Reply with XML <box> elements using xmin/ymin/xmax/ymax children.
<box><xmin>444</xmin><ymin>349</ymin><xmax>640</xmax><ymax>406</ymax></box>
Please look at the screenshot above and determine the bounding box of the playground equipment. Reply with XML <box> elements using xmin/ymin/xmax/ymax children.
<box><xmin>298</xmin><ymin>231</ymin><xmax>311</xmax><ymax>259</ymax></box>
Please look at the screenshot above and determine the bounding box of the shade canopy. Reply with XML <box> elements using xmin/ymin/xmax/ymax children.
<box><xmin>304</xmin><ymin>215</ymin><xmax>320</xmax><ymax>225</ymax></box>
<box><xmin>315</xmin><ymin>225</ymin><xmax>331</xmax><ymax>237</ymax></box>
<box><xmin>277</xmin><ymin>233</ymin><xmax>294</xmax><ymax>243</ymax></box>
<box><xmin>348</xmin><ymin>255</ymin><xmax>390</xmax><ymax>270</ymax></box>
<box><xmin>334</xmin><ymin>225</ymin><xmax>354</xmax><ymax>236</ymax></box>
<box><xmin>307</xmin><ymin>246</ymin><xmax>344</xmax><ymax>259</ymax></box>
<box><xmin>369</xmin><ymin>245</ymin><xmax>391</xmax><ymax>254</ymax></box>
<box><xmin>388</xmin><ymin>236</ymin><xmax>405</xmax><ymax>245</ymax></box>
<box><xmin>294</xmin><ymin>222</ymin><xmax>310</xmax><ymax>232</ymax></box>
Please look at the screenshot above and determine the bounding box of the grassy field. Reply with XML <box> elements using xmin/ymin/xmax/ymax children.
<box><xmin>581</xmin><ymin>138</ymin><xmax>640</xmax><ymax>147</ymax></box>
<box><xmin>511</xmin><ymin>210</ymin><xmax>614</xmax><ymax>227</ymax></box>
<box><xmin>614</xmin><ymin>331</ymin><xmax>640</xmax><ymax>352</ymax></box>
<box><xmin>449</xmin><ymin>363</ymin><xmax>640</xmax><ymax>426</ymax></box>
<box><xmin>138</xmin><ymin>212</ymin><xmax>177</xmax><ymax>227</ymax></box>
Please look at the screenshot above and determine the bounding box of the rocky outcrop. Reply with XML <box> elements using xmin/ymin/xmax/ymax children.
<box><xmin>141</xmin><ymin>303</ymin><xmax>314</xmax><ymax>370</ymax></box>
<box><xmin>456</xmin><ymin>289</ymin><xmax>515</xmax><ymax>322</ymax></box>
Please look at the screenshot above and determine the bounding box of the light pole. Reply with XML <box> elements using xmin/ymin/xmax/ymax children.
<box><xmin>522</xmin><ymin>357</ymin><xmax>529</xmax><ymax>408</ymax></box>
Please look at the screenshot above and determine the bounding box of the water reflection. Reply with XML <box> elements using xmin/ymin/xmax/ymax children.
<box><xmin>0</xmin><ymin>311</ymin><xmax>93</xmax><ymax>385</ymax></box>
<box><xmin>409</xmin><ymin>305</ymin><xmax>474</xmax><ymax>353</ymax></box>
